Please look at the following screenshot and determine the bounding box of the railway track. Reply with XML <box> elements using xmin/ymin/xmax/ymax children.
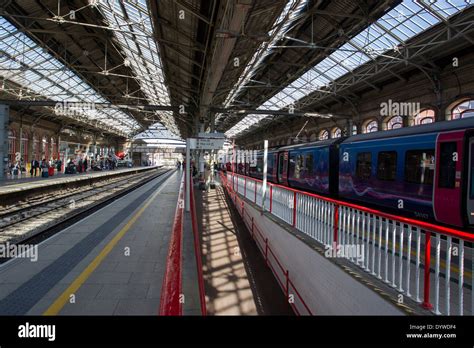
<box><xmin>0</xmin><ymin>169</ymin><xmax>157</xmax><ymax>217</ymax></box>
<box><xmin>0</xmin><ymin>168</ymin><xmax>173</xmax><ymax>246</ymax></box>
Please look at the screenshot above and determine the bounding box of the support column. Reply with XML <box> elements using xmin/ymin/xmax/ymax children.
<box><xmin>27</xmin><ymin>130</ymin><xmax>34</xmax><ymax>164</ymax></box>
<box><xmin>402</xmin><ymin>115</ymin><xmax>410</xmax><ymax>127</ymax></box>
<box><xmin>345</xmin><ymin>119</ymin><xmax>353</xmax><ymax>136</ymax></box>
<box><xmin>0</xmin><ymin>105</ymin><xmax>9</xmax><ymax>180</ymax></box>
<box><xmin>377</xmin><ymin>117</ymin><xmax>384</xmax><ymax>132</ymax></box>
<box><xmin>210</xmin><ymin>113</ymin><xmax>215</xmax><ymax>133</ymax></box>
<box><xmin>353</xmin><ymin>121</ymin><xmax>360</xmax><ymax>135</ymax></box>
<box><xmin>56</xmin><ymin>134</ymin><xmax>61</xmax><ymax>160</ymax></box>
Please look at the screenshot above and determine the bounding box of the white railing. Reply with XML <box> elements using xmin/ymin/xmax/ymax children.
<box><xmin>225</xmin><ymin>172</ymin><xmax>473</xmax><ymax>316</ymax></box>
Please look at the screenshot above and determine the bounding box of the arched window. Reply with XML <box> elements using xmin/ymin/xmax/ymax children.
<box><xmin>364</xmin><ymin>120</ymin><xmax>378</xmax><ymax>133</ymax></box>
<box><xmin>332</xmin><ymin>127</ymin><xmax>342</xmax><ymax>138</ymax></box>
<box><xmin>387</xmin><ymin>116</ymin><xmax>403</xmax><ymax>130</ymax></box>
<box><xmin>319</xmin><ymin>129</ymin><xmax>329</xmax><ymax>140</ymax></box>
<box><xmin>41</xmin><ymin>136</ymin><xmax>49</xmax><ymax>160</ymax></box>
<box><xmin>8</xmin><ymin>129</ymin><xmax>16</xmax><ymax>164</ymax></box>
<box><xmin>451</xmin><ymin>99</ymin><xmax>474</xmax><ymax>119</ymax></box>
<box><xmin>414</xmin><ymin>109</ymin><xmax>435</xmax><ymax>125</ymax></box>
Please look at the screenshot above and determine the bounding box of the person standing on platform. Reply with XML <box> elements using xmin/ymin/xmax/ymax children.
<box><xmin>12</xmin><ymin>161</ymin><xmax>20</xmax><ymax>178</ymax></box>
<box><xmin>83</xmin><ymin>157</ymin><xmax>88</xmax><ymax>172</ymax></box>
<box><xmin>77</xmin><ymin>158</ymin><xmax>83</xmax><ymax>173</ymax></box>
<box><xmin>204</xmin><ymin>164</ymin><xmax>211</xmax><ymax>192</ymax></box>
<box><xmin>41</xmin><ymin>158</ymin><xmax>48</xmax><ymax>177</ymax></box>
<box><xmin>31</xmin><ymin>158</ymin><xmax>39</xmax><ymax>177</ymax></box>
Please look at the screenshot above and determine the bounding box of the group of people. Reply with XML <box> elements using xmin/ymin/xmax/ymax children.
<box><xmin>6</xmin><ymin>153</ymin><xmax>120</xmax><ymax>179</ymax></box>
<box><xmin>91</xmin><ymin>156</ymin><xmax>118</xmax><ymax>171</ymax></box>
<box><xmin>67</xmin><ymin>155</ymin><xmax>118</xmax><ymax>174</ymax></box>
<box><xmin>7</xmin><ymin>158</ymin><xmax>62</xmax><ymax>178</ymax></box>
<box><xmin>186</xmin><ymin>160</ymin><xmax>219</xmax><ymax>192</ymax></box>
<box><xmin>28</xmin><ymin>158</ymin><xmax>62</xmax><ymax>177</ymax></box>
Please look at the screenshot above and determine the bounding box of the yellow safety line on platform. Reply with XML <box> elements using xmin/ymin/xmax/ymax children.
<box><xmin>43</xmin><ymin>172</ymin><xmax>177</xmax><ymax>315</ymax></box>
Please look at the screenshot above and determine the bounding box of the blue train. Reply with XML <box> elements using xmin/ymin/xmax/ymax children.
<box><xmin>230</xmin><ymin>117</ymin><xmax>474</xmax><ymax>229</ymax></box>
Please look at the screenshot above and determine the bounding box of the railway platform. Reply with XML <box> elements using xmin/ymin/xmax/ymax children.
<box><xmin>0</xmin><ymin>170</ymin><xmax>182</xmax><ymax>315</ymax></box>
<box><xmin>2</xmin><ymin>0</ymin><xmax>474</xmax><ymax>344</ymax></box>
<box><xmin>0</xmin><ymin>166</ymin><xmax>158</xmax><ymax>195</ymax></box>
<box><xmin>0</xmin><ymin>161</ymin><xmax>472</xmax><ymax>317</ymax></box>
<box><xmin>195</xmin><ymin>178</ymin><xmax>293</xmax><ymax>315</ymax></box>
<box><xmin>0</xmin><ymin>168</ymin><xmax>295</xmax><ymax>316</ymax></box>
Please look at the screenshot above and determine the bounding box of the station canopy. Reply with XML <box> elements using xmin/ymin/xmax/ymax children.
<box><xmin>0</xmin><ymin>0</ymin><xmax>473</xmax><ymax>142</ymax></box>
<box><xmin>222</xmin><ymin>0</ymin><xmax>474</xmax><ymax>138</ymax></box>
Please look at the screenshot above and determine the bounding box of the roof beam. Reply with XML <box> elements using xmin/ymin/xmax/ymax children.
<box><xmin>173</xmin><ymin>0</ymin><xmax>211</xmax><ymax>25</ymax></box>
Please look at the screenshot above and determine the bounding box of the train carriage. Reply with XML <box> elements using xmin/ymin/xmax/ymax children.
<box><xmin>232</xmin><ymin>117</ymin><xmax>474</xmax><ymax>229</ymax></box>
<box><xmin>338</xmin><ymin>117</ymin><xmax>474</xmax><ymax>228</ymax></box>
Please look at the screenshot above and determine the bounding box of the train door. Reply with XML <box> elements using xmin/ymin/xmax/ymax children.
<box><xmin>272</xmin><ymin>153</ymin><xmax>278</xmax><ymax>182</ymax></box>
<box><xmin>467</xmin><ymin>137</ymin><xmax>474</xmax><ymax>225</ymax></box>
<box><xmin>278</xmin><ymin>151</ymin><xmax>288</xmax><ymax>185</ymax></box>
<box><xmin>244</xmin><ymin>153</ymin><xmax>250</xmax><ymax>176</ymax></box>
<box><xmin>433</xmin><ymin>131</ymin><xmax>464</xmax><ymax>227</ymax></box>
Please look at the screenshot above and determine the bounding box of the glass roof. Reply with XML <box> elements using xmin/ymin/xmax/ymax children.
<box><xmin>225</xmin><ymin>0</ymin><xmax>473</xmax><ymax>138</ymax></box>
<box><xmin>0</xmin><ymin>16</ymin><xmax>140</xmax><ymax>136</ymax></box>
<box><xmin>97</xmin><ymin>0</ymin><xmax>180</xmax><ymax>137</ymax></box>
<box><xmin>214</xmin><ymin>0</ymin><xmax>310</xmax><ymax>127</ymax></box>
<box><xmin>133</xmin><ymin>122</ymin><xmax>185</xmax><ymax>144</ymax></box>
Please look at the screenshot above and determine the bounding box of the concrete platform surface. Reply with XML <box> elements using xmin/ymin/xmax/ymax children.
<box><xmin>196</xmin><ymin>178</ymin><xmax>293</xmax><ymax>315</ymax></box>
<box><xmin>0</xmin><ymin>170</ymin><xmax>182</xmax><ymax>315</ymax></box>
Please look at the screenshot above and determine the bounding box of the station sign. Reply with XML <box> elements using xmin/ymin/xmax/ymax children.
<box><xmin>198</xmin><ymin>132</ymin><xmax>226</xmax><ymax>139</ymax></box>
<box><xmin>189</xmin><ymin>137</ymin><xmax>225</xmax><ymax>150</ymax></box>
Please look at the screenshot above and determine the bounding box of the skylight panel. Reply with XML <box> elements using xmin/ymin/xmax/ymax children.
<box><xmin>428</xmin><ymin>0</ymin><xmax>465</xmax><ymax>18</ymax></box>
<box><xmin>0</xmin><ymin>16</ymin><xmax>140</xmax><ymax>135</ymax></box>
<box><xmin>221</xmin><ymin>0</ymin><xmax>310</xmax><ymax>109</ymax></box>
<box><xmin>225</xmin><ymin>0</ymin><xmax>472</xmax><ymax>138</ymax></box>
<box><xmin>98</xmin><ymin>1</ymin><xmax>177</xmax><ymax>135</ymax></box>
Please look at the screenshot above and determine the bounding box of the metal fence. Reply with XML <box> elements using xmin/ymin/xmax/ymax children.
<box><xmin>222</xmin><ymin>173</ymin><xmax>313</xmax><ymax>315</ymax></box>
<box><xmin>226</xmin><ymin>172</ymin><xmax>473</xmax><ymax>316</ymax></box>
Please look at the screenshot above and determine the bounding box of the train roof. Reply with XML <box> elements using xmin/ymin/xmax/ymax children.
<box><xmin>278</xmin><ymin>138</ymin><xmax>345</xmax><ymax>152</ymax></box>
<box><xmin>343</xmin><ymin>117</ymin><xmax>474</xmax><ymax>143</ymax></box>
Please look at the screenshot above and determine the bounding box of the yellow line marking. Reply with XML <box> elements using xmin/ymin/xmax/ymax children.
<box><xmin>43</xmin><ymin>172</ymin><xmax>176</xmax><ymax>315</ymax></box>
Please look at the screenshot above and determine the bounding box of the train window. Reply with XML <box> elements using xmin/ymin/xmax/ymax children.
<box><xmin>267</xmin><ymin>154</ymin><xmax>274</xmax><ymax>174</ymax></box>
<box><xmin>356</xmin><ymin>152</ymin><xmax>372</xmax><ymax>180</ymax></box>
<box><xmin>305</xmin><ymin>153</ymin><xmax>314</xmax><ymax>176</ymax></box>
<box><xmin>257</xmin><ymin>156</ymin><xmax>263</xmax><ymax>173</ymax></box>
<box><xmin>377</xmin><ymin>151</ymin><xmax>397</xmax><ymax>181</ymax></box>
<box><xmin>439</xmin><ymin>142</ymin><xmax>456</xmax><ymax>188</ymax></box>
<box><xmin>294</xmin><ymin>154</ymin><xmax>304</xmax><ymax>179</ymax></box>
<box><xmin>404</xmin><ymin>150</ymin><xmax>435</xmax><ymax>185</ymax></box>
